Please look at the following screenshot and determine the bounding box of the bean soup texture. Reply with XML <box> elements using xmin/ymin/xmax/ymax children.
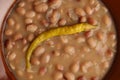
<box><xmin>3</xmin><ymin>0</ymin><xmax>116</xmax><ymax>80</ymax></box>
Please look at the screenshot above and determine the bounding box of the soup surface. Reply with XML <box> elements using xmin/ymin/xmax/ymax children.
<box><xmin>3</xmin><ymin>0</ymin><xmax>117</xmax><ymax>80</ymax></box>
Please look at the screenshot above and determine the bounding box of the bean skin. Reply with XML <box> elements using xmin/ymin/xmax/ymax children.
<box><xmin>16</xmin><ymin>7</ymin><xmax>26</xmax><ymax>15</ymax></box>
<box><xmin>34</xmin><ymin>46</ymin><xmax>45</xmax><ymax>57</ymax></box>
<box><xmin>7</xmin><ymin>18</ymin><xmax>15</xmax><ymax>27</ymax></box>
<box><xmin>26</xmin><ymin>24</ymin><xmax>38</xmax><ymax>32</ymax></box>
<box><xmin>53</xmin><ymin>71</ymin><xmax>63</xmax><ymax>80</ymax></box>
<box><xmin>64</xmin><ymin>72</ymin><xmax>75</xmax><ymax>80</ymax></box>
<box><xmin>5</xmin><ymin>29</ymin><xmax>13</xmax><ymax>36</ymax></box>
<box><xmin>34</xmin><ymin>3</ymin><xmax>48</xmax><ymax>13</ymax></box>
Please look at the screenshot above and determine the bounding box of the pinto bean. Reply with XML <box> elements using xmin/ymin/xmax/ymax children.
<box><xmin>81</xmin><ymin>61</ymin><xmax>93</xmax><ymax>73</ymax></box>
<box><xmin>25</xmin><ymin>18</ymin><xmax>33</xmax><ymax>24</ymax></box>
<box><xmin>80</xmin><ymin>16</ymin><xmax>87</xmax><ymax>22</ymax></box>
<box><xmin>18</xmin><ymin>1</ymin><xmax>26</xmax><ymax>7</ymax></box>
<box><xmin>70</xmin><ymin>61</ymin><xmax>80</xmax><ymax>73</ymax></box>
<box><xmin>5</xmin><ymin>29</ymin><xmax>13</xmax><ymax>36</ymax></box>
<box><xmin>53</xmin><ymin>71</ymin><xmax>63</xmax><ymax>80</ymax></box>
<box><xmin>40</xmin><ymin>54</ymin><xmax>50</xmax><ymax>64</ymax></box>
<box><xmin>75</xmin><ymin>8</ymin><xmax>86</xmax><ymax>17</ymax></box>
<box><xmin>87</xmin><ymin>17</ymin><xmax>97</xmax><ymax>25</ymax></box>
<box><xmin>7</xmin><ymin>18</ymin><xmax>15</xmax><ymax>27</ymax></box>
<box><xmin>56</xmin><ymin>64</ymin><xmax>64</xmax><ymax>71</ymax></box>
<box><xmin>50</xmin><ymin>10</ymin><xmax>60</xmax><ymax>25</ymax></box>
<box><xmin>102</xmin><ymin>15</ymin><xmax>112</xmax><ymax>27</ymax></box>
<box><xmin>27</xmin><ymin>33</ymin><xmax>34</xmax><ymax>42</ymax></box>
<box><xmin>87</xmin><ymin>37</ymin><xmax>97</xmax><ymax>48</ymax></box>
<box><xmin>49</xmin><ymin>0</ymin><xmax>62</xmax><ymax>9</ymax></box>
<box><xmin>5</xmin><ymin>40</ymin><xmax>14</xmax><ymax>50</ymax></box>
<box><xmin>39</xmin><ymin>67</ymin><xmax>47</xmax><ymax>76</ymax></box>
<box><xmin>17</xmin><ymin>70</ymin><xmax>23</xmax><ymax>77</ymax></box>
<box><xmin>34</xmin><ymin>46</ymin><xmax>45</xmax><ymax>57</ymax></box>
<box><xmin>85</xmin><ymin>6</ymin><xmax>93</xmax><ymax>15</ymax></box>
<box><xmin>31</xmin><ymin>57</ymin><xmax>40</xmax><ymax>65</ymax></box>
<box><xmin>16</xmin><ymin>7</ymin><xmax>26</xmax><ymax>15</ymax></box>
<box><xmin>9</xmin><ymin>52</ymin><xmax>16</xmax><ymax>61</ymax></box>
<box><xmin>13</xmin><ymin>33</ymin><xmax>23</xmax><ymax>41</ymax></box>
<box><xmin>59</xmin><ymin>18</ymin><xmax>66</xmax><ymax>26</ymax></box>
<box><xmin>25</xmin><ymin>10</ymin><xmax>36</xmax><ymax>18</ymax></box>
<box><xmin>64</xmin><ymin>72</ymin><xmax>75</xmax><ymax>80</ymax></box>
<box><xmin>26</xmin><ymin>24</ymin><xmax>38</xmax><ymax>32</ymax></box>
<box><xmin>64</xmin><ymin>46</ymin><xmax>75</xmax><ymax>55</ymax></box>
<box><xmin>34</xmin><ymin>3</ymin><xmax>48</xmax><ymax>13</ymax></box>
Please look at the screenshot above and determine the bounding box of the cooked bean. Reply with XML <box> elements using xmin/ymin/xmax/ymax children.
<box><xmin>27</xmin><ymin>74</ymin><xmax>33</xmax><ymax>79</ymax></box>
<box><xmin>64</xmin><ymin>46</ymin><xmax>75</xmax><ymax>55</ymax></box>
<box><xmin>56</xmin><ymin>64</ymin><xmax>64</xmax><ymax>71</ymax></box>
<box><xmin>25</xmin><ymin>10</ymin><xmax>36</xmax><ymax>18</ymax></box>
<box><xmin>27</xmin><ymin>33</ymin><xmax>34</xmax><ymax>42</ymax></box>
<box><xmin>25</xmin><ymin>18</ymin><xmax>33</xmax><ymax>24</ymax></box>
<box><xmin>49</xmin><ymin>0</ymin><xmax>62</xmax><ymax>9</ymax></box>
<box><xmin>84</xmin><ymin>30</ymin><xmax>93</xmax><ymax>38</ymax></box>
<box><xmin>59</xmin><ymin>18</ymin><xmax>66</xmax><ymax>26</ymax></box>
<box><xmin>5</xmin><ymin>40</ymin><xmax>13</xmax><ymax>50</ymax></box>
<box><xmin>102</xmin><ymin>15</ymin><xmax>112</xmax><ymax>27</ymax></box>
<box><xmin>85</xmin><ymin>6</ymin><xmax>93</xmax><ymax>15</ymax></box>
<box><xmin>31</xmin><ymin>57</ymin><xmax>40</xmax><ymax>65</ymax></box>
<box><xmin>7</xmin><ymin>18</ymin><xmax>15</xmax><ymax>27</ymax></box>
<box><xmin>87</xmin><ymin>17</ymin><xmax>97</xmax><ymax>25</ymax></box>
<box><xmin>101</xmin><ymin>61</ymin><xmax>109</xmax><ymax>69</ymax></box>
<box><xmin>14</xmin><ymin>33</ymin><xmax>23</xmax><ymax>41</ymax></box>
<box><xmin>60</xmin><ymin>36</ymin><xmax>68</xmax><ymax>43</ymax></box>
<box><xmin>5</xmin><ymin>29</ymin><xmax>13</xmax><ymax>36</ymax></box>
<box><xmin>36</xmin><ymin>14</ymin><xmax>42</xmax><ymax>20</ymax></box>
<box><xmin>34</xmin><ymin>46</ymin><xmax>45</xmax><ymax>57</ymax></box>
<box><xmin>9</xmin><ymin>52</ymin><xmax>16</xmax><ymax>61</ymax></box>
<box><xmin>106</xmin><ymin>49</ymin><xmax>114</xmax><ymax>58</ymax></box>
<box><xmin>87</xmin><ymin>37</ymin><xmax>97</xmax><ymax>48</ymax></box>
<box><xmin>40</xmin><ymin>19</ymin><xmax>49</xmax><ymax>27</ymax></box>
<box><xmin>68</xmin><ymin>9</ymin><xmax>79</xmax><ymax>21</ymax></box>
<box><xmin>40</xmin><ymin>54</ymin><xmax>50</xmax><ymax>64</ymax></box>
<box><xmin>15</xmin><ymin>24</ymin><xmax>20</xmax><ymax>31</ymax></box>
<box><xmin>76</xmin><ymin>36</ymin><xmax>85</xmax><ymax>43</ymax></box>
<box><xmin>10</xmin><ymin>63</ymin><xmax>15</xmax><ymax>70</ymax></box>
<box><xmin>16</xmin><ymin>7</ymin><xmax>26</xmax><ymax>15</ymax></box>
<box><xmin>64</xmin><ymin>72</ymin><xmax>75</xmax><ymax>80</ymax></box>
<box><xmin>53</xmin><ymin>71</ymin><xmax>63</xmax><ymax>80</ymax></box>
<box><xmin>23</xmin><ymin>44</ymin><xmax>29</xmax><ymax>52</ymax></box>
<box><xmin>17</xmin><ymin>70</ymin><xmax>23</xmax><ymax>76</ymax></box>
<box><xmin>75</xmin><ymin>8</ymin><xmax>86</xmax><ymax>16</ymax></box>
<box><xmin>22</xmin><ymin>38</ymin><xmax>27</xmax><ymax>45</ymax></box>
<box><xmin>70</xmin><ymin>61</ymin><xmax>80</xmax><ymax>73</ymax></box>
<box><xmin>108</xmin><ymin>32</ymin><xmax>116</xmax><ymax>40</ymax></box>
<box><xmin>39</xmin><ymin>67</ymin><xmax>47</xmax><ymax>76</ymax></box>
<box><xmin>26</xmin><ymin>24</ymin><xmax>38</xmax><ymax>32</ymax></box>
<box><xmin>82</xmin><ymin>46</ymin><xmax>90</xmax><ymax>53</ymax></box>
<box><xmin>50</xmin><ymin>10</ymin><xmax>60</xmax><ymax>25</ymax></box>
<box><xmin>81</xmin><ymin>61</ymin><xmax>93</xmax><ymax>73</ymax></box>
<box><xmin>34</xmin><ymin>3</ymin><xmax>48</xmax><ymax>13</ymax></box>
<box><xmin>77</xmin><ymin>76</ymin><xmax>87</xmax><ymax>80</ymax></box>
<box><xmin>18</xmin><ymin>1</ymin><xmax>26</xmax><ymax>7</ymax></box>
<box><xmin>80</xmin><ymin>16</ymin><xmax>87</xmax><ymax>22</ymax></box>
<box><xmin>96</xmin><ymin>31</ymin><xmax>106</xmax><ymax>42</ymax></box>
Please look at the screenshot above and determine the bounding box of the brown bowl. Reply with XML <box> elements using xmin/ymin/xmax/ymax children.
<box><xmin>0</xmin><ymin>0</ymin><xmax>120</xmax><ymax>80</ymax></box>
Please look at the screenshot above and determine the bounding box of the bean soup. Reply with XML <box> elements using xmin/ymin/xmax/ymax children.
<box><xmin>3</xmin><ymin>0</ymin><xmax>117</xmax><ymax>80</ymax></box>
